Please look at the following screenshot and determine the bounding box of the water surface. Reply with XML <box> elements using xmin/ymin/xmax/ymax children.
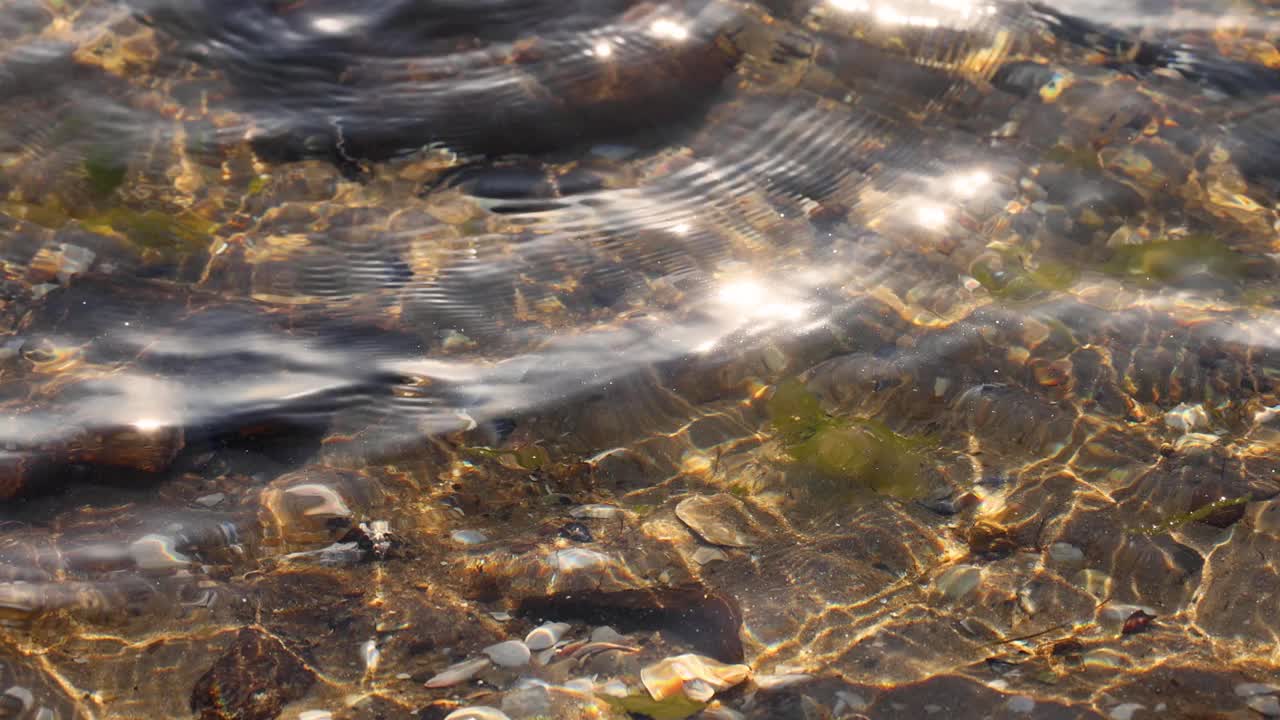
<box><xmin>1</xmin><ymin>0</ymin><xmax>1279</xmax><ymax>718</ymax></box>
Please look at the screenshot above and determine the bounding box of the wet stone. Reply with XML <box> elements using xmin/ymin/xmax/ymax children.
<box><xmin>1249</xmin><ymin>696</ymin><xmax>1280</xmax><ymax>717</ymax></box>
<box><xmin>482</xmin><ymin>640</ymin><xmax>531</xmax><ymax>668</ymax></box>
<box><xmin>675</xmin><ymin>495</ymin><xmax>760</xmax><ymax>548</ymax></box>
<box><xmin>190</xmin><ymin>628</ymin><xmax>316</xmax><ymax>720</ymax></box>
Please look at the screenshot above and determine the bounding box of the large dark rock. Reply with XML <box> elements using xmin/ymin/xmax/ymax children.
<box><xmin>190</xmin><ymin>628</ymin><xmax>316</xmax><ymax>720</ymax></box>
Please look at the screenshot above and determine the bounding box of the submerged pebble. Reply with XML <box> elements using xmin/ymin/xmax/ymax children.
<box><xmin>483</xmin><ymin>640</ymin><xmax>531</xmax><ymax>667</ymax></box>
<box><xmin>445</xmin><ymin>707</ymin><xmax>511</xmax><ymax>720</ymax></box>
<box><xmin>692</xmin><ymin>546</ymin><xmax>730</xmax><ymax>565</ymax></box>
<box><xmin>1006</xmin><ymin>695</ymin><xmax>1036</xmax><ymax>714</ymax></box>
<box><xmin>675</xmin><ymin>495</ymin><xmax>759</xmax><ymax>548</ymax></box>
<box><xmin>424</xmin><ymin>657</ymin><xmax>491</xmax><ymax>688</ymax></box>
<box><xmin>1249</xmin><ymin>696</ymin><xmax>1280</xmax><ymax>717</ymax></box>
<box><xmin>551</xmin><ymin>548</ymin><xmax>609</xmax><ymax>571</ymax></box>
<box><xmin>502</xmin><ymin>686</ymin><xmax>552</xmax><ymax>717</ymax></box>
<box><xmin>452</xmin><ymin>529</ymin><xmax>488</xmax><ymax>545</ymax></box>
<box><xmin>1047</xmin><ymin>542</ymin><xmax>1084</xmax><ymax>566</ymax></box>
<box><xmin>753</xmin><ymin>673</ymin><xmax>813</xmax><ymax>690</ymax></box>
<box><xmin>525</xmin><ymin>622</ymin><xmax>571</xmax><ymax>651</ymax></box>
<box><xmin>1108</xmin><ymin>703</ymin><xmax>1145</xmax><ymax>720</ymax></box>
<box><xmin>590</xmin><ymin>626</ymin><xmax>625</xmax><ymax>643</ymax></box>
<box><xmin>936</xmin><ymin>565</ymin><xmax>982</xmax><ymax>601</ymax></box>
<box><xmin>570</xmin><ymin>504</ymin><xmax>622</xmax><ymax>520</ymax></box>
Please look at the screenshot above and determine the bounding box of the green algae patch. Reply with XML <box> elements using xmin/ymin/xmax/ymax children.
<box><xmin>461</xmin><ymin>443</ymin><xmax>550</xmax><ymax>471</ymax></box>
<box><xmin>602</xmin><ymin>693</ymin><xmax>706</xmax><ymax>720</ymax></box>
<box><xmin>1102</xmin><ymin>234</ymin><xmax>1245</xmax><ymax>284</ymax></box>
<box><xmin>766</xmin><ymin>378</ymin><xmax>825</xmax><ymax>445</ymax></box>
<box><xmin>768</xmin><ymin>378</ymin><xmax>929</xmax><ymax>500</ymax></box>
<box><xmin>2</xmin><ymin>196</ymin><xmax>217</xmax><ymax>255</ymax></box>
<box><xmin>2</xmin><ymin>199</ymin><xmax>73</xmax><ymax>229</ymax></box>
<box><xmin>1044</xmin><ymin>144</ymin><xmax>1101</xmax><ymax>171</ymax></box>
<box><xmin>83</xmin><ymin>146</ymin><xmax>128</xmax><ymax>199</ymax></box>
<box><xmin>1130</xmin><ymin>496</ymin><xmax>1249</xmax><ymax>537</ymax></box>
<box><xmin>247</xmin><ymin>175</ymin><xmax>269</xmax><ymax>196</ymax></box>
<box><xmin>515</xmin><ymin>444</ymin><xmax>549</xmax><ymax>470</ymax></box>
<box><xmin>970</xmin><ymin>254</ymin><xmax>1079</xmax><ymax>301</ymax></box>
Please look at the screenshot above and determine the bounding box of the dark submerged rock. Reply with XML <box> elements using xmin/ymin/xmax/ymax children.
<box><xmin>190</xmin><ymin>628</ymin><xmax>316</xmax><ymax>720</ymax></box>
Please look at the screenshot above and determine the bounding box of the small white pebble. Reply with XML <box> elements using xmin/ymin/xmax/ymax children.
<box><xmin>482</xmin><ymin>640</ymin><xmax>531</xmax><ymax>667</ymax></box>
<box><xmin>1109</xmin><ymin>702</ymin><xmax>1145</xmax><ymax>720</ymax></box>
<box><xmin>445</xmin><ymin>707</ymin><xmax>511</xmax><ymax>720</ymax></box>
<box><xmin>569</xmin><ymin>504</ymin><xmax>621</xmax><ymax>519</ymax></box>
<box><xmin>753</xmin><ymin>673</ymin><xmax>813</xmax><ymax>690</ymax></box>
<box><xmin>525</xmin><ymin>622</ymin><xmax>570</xmax><ymax>651</ymax></box>
<box><xmin>451</xmin><ymin>530</ymin><xmax>488</xmax><ymax>545</ymax></box>
<box><xmin>424</xmin><ymin>657</ymin><xmax>490</xmax><ymax>688</ymax></box>
<box><xmin>1048</xmin><ymin>542</ymin><xmax>1084</xmax><ymax>565</ymax></box>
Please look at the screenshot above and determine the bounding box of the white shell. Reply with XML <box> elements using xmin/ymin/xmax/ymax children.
<box><xmin>445</xmin><ymin>707</ymin><xmax>512</xmax><ymax>720</ymax></box>
<box><xmin>524</xmin><ymin>622</ymin><xmax>571</xmax><ymax>651</ymax></box>
<box><xmin>424</xmin><ymin>657</ymin><xmax>491</xmax><ymax>688</ymax></box>
<box><xmin>482</xmin><ymin>640</ymin><xmax>531</xmax><ymax>667</ymax></box>
<box><xmin>640</xmin><ymin>654</ymin><xmax>751</xmax><ymax>702</ymax></box>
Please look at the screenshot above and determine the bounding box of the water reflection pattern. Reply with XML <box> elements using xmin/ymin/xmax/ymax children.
<box><xmin>1</xmin><ymin>0</ymin><xmax>1279</xmax><ymax>717</ymax></box>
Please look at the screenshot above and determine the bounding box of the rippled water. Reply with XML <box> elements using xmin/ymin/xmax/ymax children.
<box><xmin>2</xmin><ymin>0</ymin><xmax>1280</xmax><ymax>718</ymax></box>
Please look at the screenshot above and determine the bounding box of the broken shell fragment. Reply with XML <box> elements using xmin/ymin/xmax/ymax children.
<box><xmin>675</xmin><ymin>495</ymin><xmax>759</xmax><ymax>548</ymax></box>
<box><xmin>525</xmin><ymin>621</ymin><xmax>571</xmax><ymax>651</ymax></box>
<box><xmin>640</xmin><ymin>653</ymin><xmax>751</xmax><ymax>702</ymax></box>
<box><xmin>424</xmin><ymin>657</ymin><xmax>491</xmax><ymax>688</ymax></box>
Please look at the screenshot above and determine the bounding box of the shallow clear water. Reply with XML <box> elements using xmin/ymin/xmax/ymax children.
<box><xmin>1</xmin><ymin>1</ymin><xmax>1279</xmax><ymax>718</ymax></box>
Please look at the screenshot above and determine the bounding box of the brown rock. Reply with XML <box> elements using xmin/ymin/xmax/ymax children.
<box><xmin>190</xmin><ymin>628</ymin><xmax>316</xmax><ymax>720</ymax></box>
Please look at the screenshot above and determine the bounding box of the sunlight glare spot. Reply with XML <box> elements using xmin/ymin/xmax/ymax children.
<box><xmin>915</xmin><ymin>204</ymin><xmax>949</xmax><ymax>229</ymax></box>
<box><xmin>949</xmin><ymin>168</ymin><xmax>992</xmax><ymax>197</ymax></box>
<box><xmin>310</xmin><ymin>15</ymin><xmax>359</xmax><ymax>34</ymax></box>
<box><xmin>650</xmin><ymin>19</ymin><xmax>690</xmax><ymax>41</ymax></box>
<box><xmin>717</xmin><ymin>279</ymin><xmax>766</xmax><ymax>307</ymax></box>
